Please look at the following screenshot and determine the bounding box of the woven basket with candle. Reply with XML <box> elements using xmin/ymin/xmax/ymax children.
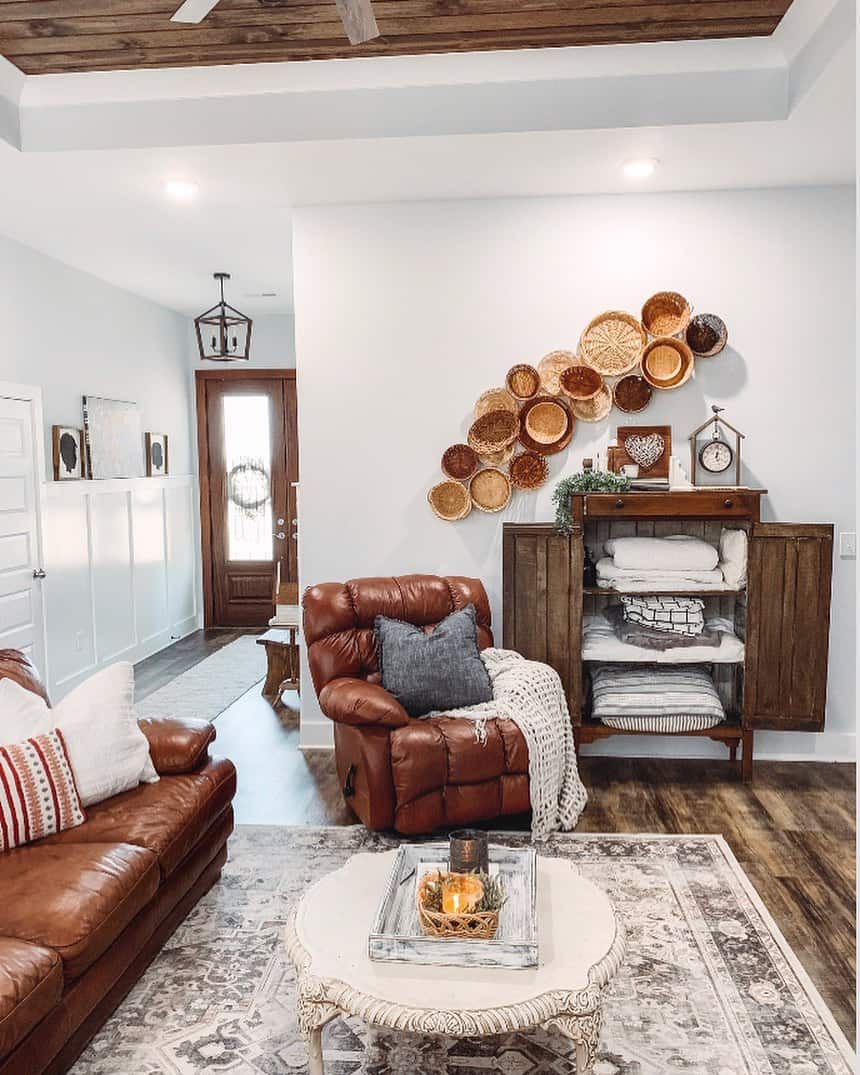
<box><xmin>417</xmin><ymin>870</ymin><xmax>505</xmax><ymax>940</ymax></box>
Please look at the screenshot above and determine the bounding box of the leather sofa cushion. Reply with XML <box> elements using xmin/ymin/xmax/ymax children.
<box><xmin>41</xmin><ymin>758</ymin><xmax>236</xmax><ymax>878</ymax></box>
<box><xmin>0</xmin><ymin>938</ymin><xmax>61</xmax><ymax>1061</ymax></box>
<box><xmin>0</xmin><ymin>843</ymin><xmax>159</xmax><ymax>980</ymax></box>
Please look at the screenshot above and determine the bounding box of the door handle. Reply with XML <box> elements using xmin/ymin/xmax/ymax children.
<box><xmin>33</xmin><ymin>569</ymin><xmax>46</xmax><ymax>579</ymax></box>
<box><xmin>274</xmin><ymin>531</ymin><xmax>286</xmax><ymax>540</ymax></box>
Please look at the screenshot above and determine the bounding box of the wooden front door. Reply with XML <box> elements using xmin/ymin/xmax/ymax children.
<box><xmin>196</xmin><ymin>371</ymin><xmax>298</xmax><ymax>627</ymax></box>
<box><xmin>744</xmin><ymin>522</ymin><xmax>833</xmax><ymax>732</ymax></box>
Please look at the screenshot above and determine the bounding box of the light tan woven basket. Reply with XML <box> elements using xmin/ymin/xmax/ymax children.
<box><xmin>480</xmin><ymin>443</ymin><xmax>516</xmax><ymax>466</ymax></box>
<box><xmin>642</xmin><ymin>337</ymin><xmax>694</xmax><ymax>390</ymax></box>
<box><xmin>579</xmin><ymin>311</ymin><xmax>646</xmax><ymax>376</ymax></box>
<box><xmin>641</xmin><ymin>291</ymin><xmax>692</xmax><ymax>337</ymax></box>
<box><xmin>505</xmin><ymin>364</ymin><xmax>541</xmax><ymax>401</ymax></box>
<box><xmin>428</xmin><ymin>480</ymin><xmax>472</xmax><ymax>521</ymax></box>
<box><xmin>417</xmin><ymin>904</ymin><xmax>500</xmax><ymax>940</ymax></box>
<box><xmin>570</xmin><ymin>382</ymin><xmax>613</xmax><ymax>422</ymax></box>
<box><xmin>475</xmin><ymin>387</ymin><xmax>518</xmax><ymax>419</ymax></box>
<box><xmin>467</xmin><ymin>409</ymin><xmax>520</xmax><ymax>456</ymax></box>
<box><xmin>537</xmin><ymin>351</ymin><xmax>576</xmax><ymax>395</ymax></box>
<box><xmin>470</xmin><ymin>468</ymin><xmax>512</xmax><ymax>512</ymax></box>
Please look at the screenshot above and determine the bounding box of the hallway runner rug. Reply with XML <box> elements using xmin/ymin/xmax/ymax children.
<box><xmin>135</xmin><ymin>635</ymin><xmax>266</xmax><ymax>724</ymax></box>
<box><xmin>73</xmin><ymin>828</ymin><xmax>854</xmax><ymax>1074</ymax></box>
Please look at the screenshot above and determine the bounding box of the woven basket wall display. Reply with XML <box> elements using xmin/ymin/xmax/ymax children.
<box><xmin>579</xmin><ymin>311</ymin><xmax>646</xmax><ymax>376</ymax></box>
<box><xmin>467</xmin><ymin>409</ymin><xmax>520</xmax><ymax>455</ymax></box>
<box><xmin>641</xmin><ymin>291</ymin><xmax>692</xmax><ymax>337</ymax></box>
<box><xmin>480</xmin><ymin>443</ymin><xmax>516</xmax><ymax>466</ymax></box>
<box><xmin>518</xmin><ymin>396</ymin><xmax>574</xmax><ymax>455</ymax></box>
<box><xmin>571</xmin><ymin>382</ymin><xmax>613</xmax><ymax>422</ymax></box>
<box><xmin>428</xmin><ymin>480</ymin><xmax>472</xmax><ymax>521</ymax></box>
<box><xmin>470</xmin><ymin>468</ymin><xmax>512</xmax><ymax>512</ymax></box>
<box><xmin>614</xmin><ymin>374</ymin><xmax>653</xmax><ymax>413</ymax></box>
<box><xmin>686</xmin><ymin>313</ymin><xmax>728</xmax><ymax>357</ymax></box>
<box><xmin>537</xmin><ymin>351</ymin><xmax>575</xmax><ymax>395</ymax></box>
<box><xmin>475</xmin><ymin>387</ymin><xmax>518</xmax><ymax>419</ymax></box>
<box><xmin>642</xmin><ymin>337</ymin><xmax>694</xmax><ymax>390</ymax></box>
<box><xmin>441</xmin><ymin>443</ymin><xmax>480</xmax><ymax>482</ymax></box>
<box><xmin>559</xmin><ymin>364</ymin><xmax>603</xmax><ymax>401</ymax></box>
<box><xmin>509</xmin><ymin>450</ymin><xmax>549</xmax><ymax>490</ymax></box>
<box><xmin>505</xmin><ymin>364</ymin><xmax>541</xmax><ymax>400</ymax></box>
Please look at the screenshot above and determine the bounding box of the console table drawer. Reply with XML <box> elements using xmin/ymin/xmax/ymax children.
<box><xmin>583</xmin><ymin>491</ymin><xmax>760</xmax><ymax>519</ymax></box>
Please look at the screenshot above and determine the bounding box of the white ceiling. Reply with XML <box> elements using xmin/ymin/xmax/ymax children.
<box><xmin>0</xmin><ymin>0</ymin><xmax>852</xmax><ymax>317</ymax></box>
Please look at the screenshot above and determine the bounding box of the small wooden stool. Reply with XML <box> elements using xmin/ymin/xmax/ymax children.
<box><xmin>257</xmin><ymin>627</ymin><xmax>300</xmax><ymax>703</ymax></box>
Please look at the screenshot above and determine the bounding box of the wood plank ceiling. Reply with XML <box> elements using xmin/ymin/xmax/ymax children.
<box><xmin>0</xmin><ymin>0</ymin><xmax>794</xmax><ymax>76</ymax></box>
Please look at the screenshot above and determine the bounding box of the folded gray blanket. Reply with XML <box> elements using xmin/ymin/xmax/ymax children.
<box><xmin>605</xmin><ymin>604</ymin><xmax>721</xmax><ymax>651</ymax></box>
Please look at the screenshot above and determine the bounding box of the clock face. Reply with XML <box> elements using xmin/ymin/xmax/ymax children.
<box><xmin>699</xmin><ymin>439</ymin><xmax>734</xmax><ymax>474</ymax></box>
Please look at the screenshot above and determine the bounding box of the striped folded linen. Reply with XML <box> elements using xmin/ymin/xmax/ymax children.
<box><xmin>604</xmin><ymin>535</ymin><xmax>719</xmax><ymax>571</ymax></box>
<box><xmin>582</xmin><ymin>613</ymin><xmax>744</xmax><ymax>663</ymax></box>
<box><xmin>595</xmin><ymin>558</ymin><xmax>726</xmax><ymax>589</ymax></box>
<box><xmin>590</xmin><ymin>664</ymin><xmax>725</xmax><ymax>732</ymax></box>
<box><xmin>621</xmin><ymin>595</ymin><xmax>705</xmax><ymax>636</ymax></box>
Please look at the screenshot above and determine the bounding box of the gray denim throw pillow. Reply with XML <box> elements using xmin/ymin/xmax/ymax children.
<box><xmin>374</xmin><ymin>603</ymin><xmax>493</xmax><ymax>717</ymax></box>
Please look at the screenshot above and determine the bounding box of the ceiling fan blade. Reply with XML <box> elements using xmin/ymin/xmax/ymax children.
<box><xmin>334</xmin><ymin>0</ymin><xmax>380</xmax><ymax>44</ymax></box>
<box><xmin>170</xmin><ymin>0</ymin><xmax>222</xmax><ymax>24</ymax></box>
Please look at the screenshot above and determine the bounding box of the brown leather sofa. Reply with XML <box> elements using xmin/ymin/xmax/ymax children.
<box><xmin>0</xmin><ymin>649</ymin><xmax>236</xmax><ymax>1075</ymax></box>
<box><xmin>303</xmin><ymin>575</ymin><xmax>530</xmax><ymax>834</ymax></box>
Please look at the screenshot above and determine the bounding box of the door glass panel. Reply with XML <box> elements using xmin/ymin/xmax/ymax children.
<box><xmin>223</xmin><ymin>395</ymin><xmax>273</xmax><ymax>562</ymax></box>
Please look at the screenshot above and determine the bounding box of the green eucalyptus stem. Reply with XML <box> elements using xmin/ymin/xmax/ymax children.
<box><xmin>552</xmin><ymin>470</ymin><xmax>631</xmax><ymax>533</ymax></box>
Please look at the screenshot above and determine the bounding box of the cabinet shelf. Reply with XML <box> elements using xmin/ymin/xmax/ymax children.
<box><xmin>584</xmin><ymin>586</ymin><xmax>742</xmax><ymax>597</ymax></box>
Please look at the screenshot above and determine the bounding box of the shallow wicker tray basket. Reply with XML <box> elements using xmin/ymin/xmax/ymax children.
<box><xmin>475</xmin><ymin>387</ymin><xmax>518</xmax><ymax>419</ymax></box>
<box><xmin>641</xmin><ymin>291</ymin><xmax>692</xmax><ymax>337</ymax></box>
<box><xmin>537</xmin><ymin>351</ymin><xmax>576</xmax><ymax>396</ymax></box>
<box><xmin>579</xmin><ymin>311</ymin><xmax>646</xmax><ymax>376</ymax></box>
<box><xmin>470</xmin><ymin>468</ymin><xmax>512</xmax><ymax>512</ymax></box>
<box><xmin>467</xmin><ymin>409</ymin><xmax>520</xmax><ymax>456</ymax></box>
<box><xmin>509</xmin><ymin>450</ymin><xmax>549</xmax><ymax>490</ymax></box>
<box><xmin>642</xmin><ymin>336</ymin><xmax>694</xmax><ymax>390</ymax></box>
<box><xmin>570</xmin><ymin>382</ymin><xmax>612</xmax><ymax>422</ymax></box>
<box><xmin>417</xmin><ymin>904</ymin><xmax>500</xmax><ymax>940</ymax></box>
<box><xmin>505</xmin><ymin>364</ymin><xmax>542</xmax><ymax>401</ymax></box>
<box><xmin>428</xmin><ymin>480</ymin><xmax>472</xmax><ymax>521</ymax></box>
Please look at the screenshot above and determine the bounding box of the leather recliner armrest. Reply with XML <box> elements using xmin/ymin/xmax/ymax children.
<box><xmin>138</xmin><ymin>716</ymin><xmax>216</xmax><ymax>774</ymax></box>
<box><xmin>319</xmin><ymin>678</ymin><xmax>409</xmax><ymax>729</ymax></box>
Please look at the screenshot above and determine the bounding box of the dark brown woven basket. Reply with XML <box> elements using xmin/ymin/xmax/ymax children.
<box><xmin>509</xmin><ymin>450</ymin><xmax>549</xmax><ymax>490</ymax></box>
<box><xmin>441</xmin><ymin>443</ymin><xmax>480</xmax><ymax>482</ymax></box>
<box><xmin>613</xmin><ymin>374</ymin><xmax>653</xmax><ymax>413</ymax></box>
<box><xmin>559</xmin><ymin>364</ymin><xmax>603</xmax><ymax>401</ymax></box>
<box><xmin>686</xmin><ymin>313</ymin><xmax>728</xmax><ymax>357</ymax></box>
<box><xmin>467</xmin><ymin>409</ymin><xmax>520</xmax><ymax>455</ymax></box>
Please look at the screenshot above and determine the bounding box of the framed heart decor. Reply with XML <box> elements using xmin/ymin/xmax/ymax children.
<box><xmin>612</xmin><ymin>425</ymin><xmax>672</xmax><ymax>479</ymax></box>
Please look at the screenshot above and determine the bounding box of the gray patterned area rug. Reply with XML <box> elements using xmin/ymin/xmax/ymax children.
<box><xmin>74</xmin><ymin>828</ymin><xmax>854</xmax><ymax>1075</ymax></box>
<box><xmin>136</xmin><ymin>636</ymin><xmax>266</xmax><ymax>722</ymax></box>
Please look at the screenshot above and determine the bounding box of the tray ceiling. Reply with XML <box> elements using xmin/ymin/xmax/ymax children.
<box><xmin>0</xmin><ymin>0</ymin><xmax>794</xmax><ymax>76</ymax></box>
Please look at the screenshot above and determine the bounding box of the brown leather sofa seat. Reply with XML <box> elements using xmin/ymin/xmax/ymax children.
<box><xmin>0</xmin><ymin>939</ymin><xmax>62</xmax><ymax>1061</ymax></box>
<box><xmin>304</xmin><ymin>575</ymin><xmax>531</xmax><ymax>835</ymax></box>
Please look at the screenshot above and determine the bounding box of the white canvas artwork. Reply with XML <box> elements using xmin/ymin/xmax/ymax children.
<box><xmin>82</xmin><ymin>396</ymin><xmax>143</xmax><ymax>479</ymax></box>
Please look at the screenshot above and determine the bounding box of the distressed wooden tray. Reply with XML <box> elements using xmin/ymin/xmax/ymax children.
<box><xmin>368</xmin><ymin>843</ymin><xmax>538</xmax><ymax>968</ymax></box>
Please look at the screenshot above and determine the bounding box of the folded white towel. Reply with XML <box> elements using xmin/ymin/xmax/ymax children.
<box><xmin>596</xmin><ymin>558</ymin><xmax>725</xmax><ymax>586</ymax></box>
<box><xmin>719</xmin><ymin>528</ymin><xmax>748</xmax><ymax>590</ymax></box>
<box><xmin>604</xmin><ymin>535</ymin><xmax>719</xmax><ymax>572</ymax></box>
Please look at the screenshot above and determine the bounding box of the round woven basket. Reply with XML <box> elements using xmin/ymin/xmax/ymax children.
<box><xmin>428</xmin><ymin>480</ymin><xmax>471</xmax><ymax>521</ymax></box>
<box><xmin>418</xmin><ymin>903</ymin><xmax>500</xmax><ymax>940</ymax></box>
<box><xmin>642</xmin><ymin>337</ymin><xmax>694</xmax><ymax>390</ymax></box>
<box><xmin>441</xmin><ymin>443</ymin><xmax>480</xmax><ymax>482</ymax></box>
<box><xmin>537</xmin><ymin>351</ymin><xmax>576</xmax><ymax>395</ymax></box>
<box><xmin>474</xmin><ymin>387</ymin><xmax>518</xmax><ymax>419</ymax></box>
<box><xmin>614</xmin><ymin>374</ymin><xmax>653</xmax><ymax>413</ymax></box>
<box><xmin>467</xmin><ymin>409</ymin><xmax>520</xmax><ymax>455</ymax></box>
<box><xmin>518</xmin><ymin>396</ymin><xmax>574</xmax><ymax>455</ymax></box>
<box><xmin>686</xmin><ymin>313</ymin><xmax>728</xmax><ymax>357</ymax></box>
<box><xmin>559</xmin><ymin>364</ymin><xmax>603</xmax><ymax>401</ymax></box>
<box><xmin>470</xmin><ymin>468</ymin><xmax>512</xmax><ymax>512</ymax></box>
<box><xmin>505</xmin><ymin>364</ymin><xmax>541</xmax><ymax>401</ymax></box>
<box><xmin>571</xmin><ymin>382</ymin><xmax>613</xmax><ymax>422</ymax></box>
<box><xmin>579</xmin><ymin>311</ymin><xmax>646</xmax><ymax>376</ymax></box>
<box><xmin>641</xmin><ymin>291</ymin><xmax>692</xmax><ymax>337</ymax></box>
<box><xmin>480</xmin><ymin>443</ymin><xmax>516</xmax><ymax>466</ymax></box>
<box><xmin>509</xmin><ymin>450</ymin><xmax>549</xmax><ymax>490</ymax></box>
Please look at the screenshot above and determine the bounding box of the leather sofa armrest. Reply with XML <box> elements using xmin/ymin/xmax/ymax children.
<box><xmin>319</xmin><ymin>678</ymin><xmax>409</xmax><ymax>729</ymax></box>
<box><xmin>138</xmin><ymin>716</ymin><xmax>216</xmax><ymax>774</ymax></box>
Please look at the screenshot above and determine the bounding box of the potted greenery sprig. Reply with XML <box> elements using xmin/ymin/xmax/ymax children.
<box><xmin>552</xmin><ymin>471</ymin><xmax>631</xmax><ymax>533</ymax></box>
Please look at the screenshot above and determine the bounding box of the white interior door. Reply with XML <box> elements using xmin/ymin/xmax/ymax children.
<box><xmin>0</xmin><ymin>392</ymin><xmax>46</xmax><ymax>676</ymax></box>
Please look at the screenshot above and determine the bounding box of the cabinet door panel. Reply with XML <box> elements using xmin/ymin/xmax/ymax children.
<box><xmin>744</xmin><ymin>523</ymin><xmax>833</xmax><ymax>731</ymax></box>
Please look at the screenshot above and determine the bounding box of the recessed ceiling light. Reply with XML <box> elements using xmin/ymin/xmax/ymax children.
<box><xmin>164</xmin><ymin>179</ymin><xmax>199</xmax><ymax>202</ymax></box>
<box><xmin>622</xmin><ymin>158</ymin><xmax>659</xmax><ymax>180</ymax></box>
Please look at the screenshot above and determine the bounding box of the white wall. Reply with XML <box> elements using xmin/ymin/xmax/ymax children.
<box><xmin>293</xmin><ymin>186</ymin><xmax>856</xmax><ymax>758</ymax></box>
<box><xmin>0</xmin><ymin>234</ymin><xmax>200</xmax><ymax>697</ymax></box>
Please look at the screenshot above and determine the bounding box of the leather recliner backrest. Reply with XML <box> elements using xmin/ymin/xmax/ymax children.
<box><xmin>0</xmin><ymin>649</ymin><xmax>49</xmax><ymax>704</ymax></box>
<box><xmin>302</xmin><ymin>574</ymin><xmax>493</xmax><ymax>696</ymax></box>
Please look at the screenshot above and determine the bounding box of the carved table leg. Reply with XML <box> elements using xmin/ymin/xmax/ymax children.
<box><xmin>296</xmin><ymin>976</ymin><xmax>339</xmax><ymax>1075</ymax></box>
<box><xmin>546</xmin><ymin>1009</ymin><xmax>602</xmax><ymax>1074</ymax></box>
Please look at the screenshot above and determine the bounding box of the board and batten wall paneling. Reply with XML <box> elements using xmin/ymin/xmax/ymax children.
<box><xmin>43</xmin><ymin>476</ymin><xmax>200</xmax><ymax>698</ymax></box>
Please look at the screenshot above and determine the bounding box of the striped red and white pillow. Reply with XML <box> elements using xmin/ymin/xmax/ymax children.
<box><xmin>0</xmin><ymin>729</ymin><xmax>86</xmax><ymax>851</ymax></box>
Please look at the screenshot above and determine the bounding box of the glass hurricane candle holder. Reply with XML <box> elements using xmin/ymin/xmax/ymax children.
<box><xmin>449</xmin><ymin>829</ymin><xmax>489</xmax><ymax>875</ymax></box>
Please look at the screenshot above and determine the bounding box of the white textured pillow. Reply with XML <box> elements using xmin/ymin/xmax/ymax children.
<box><xmin>719</xmin><ymin>528</ymin><xmax>748</xmax><ymax>590</ymax></box>
<box><xmin>0</xmin><ymin>662</ymin><xmax>157</xmax><ymax>806</ymax></box>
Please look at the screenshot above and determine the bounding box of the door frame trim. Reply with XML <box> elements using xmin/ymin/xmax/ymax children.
<box><xmin>195</xmin><ymin>369</ymin><xmax>297</xmax><ymax>628</ymax></box>
<box><xmin>0</xmin><ymin>380</ymin><xmax>49</xmax><ymax>683</ymax></box>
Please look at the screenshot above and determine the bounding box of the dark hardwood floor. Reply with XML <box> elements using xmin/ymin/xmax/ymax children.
<box><xmin>135</xmin><ymin>629</ymin><xmax>857</xmax><ymax>1042</ymax></box>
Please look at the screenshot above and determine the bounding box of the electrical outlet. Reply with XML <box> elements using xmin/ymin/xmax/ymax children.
<box><xmin>839</xmin><ymin>531</ymin><xmax>856</xmax><ymax>559</ymax></box>
<box><xmin>75</xmin><ymin>630</ymin><xmax>85</xmax><ymax>652</ymax></box>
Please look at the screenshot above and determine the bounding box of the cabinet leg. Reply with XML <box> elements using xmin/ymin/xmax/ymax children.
<box><xmin>741</xmin><ymin>729</ymin><xmax>754</xmax><ymax>782</ymax></box>
<box><xmin>728</xmin><ymin>740</ymin><xmax>738</xmax><ymax>764</ymax></box>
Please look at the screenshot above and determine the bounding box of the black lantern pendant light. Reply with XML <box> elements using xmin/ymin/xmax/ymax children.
<box><xmin>195</xmin><ymin>272</ymin><xmax>253</xmax><ymax>361</ymax></box>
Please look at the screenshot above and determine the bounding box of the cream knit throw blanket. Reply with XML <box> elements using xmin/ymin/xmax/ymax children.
<box><xmin>427</xmin><ymin>647</ymin><xmax>587</xmax><ymax>838</ymax></box>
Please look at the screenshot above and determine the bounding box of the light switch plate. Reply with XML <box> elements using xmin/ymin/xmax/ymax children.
<box><xmin>839</xmin><ymin>531</ymin><xmax>856</xmax><ymax>559</ymax></box>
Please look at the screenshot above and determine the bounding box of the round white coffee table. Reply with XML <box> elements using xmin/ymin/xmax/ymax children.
<box><xmin>285</xmin><ymin>850</ymin><xmax>625</xmax><ymax>1074</ymax></box>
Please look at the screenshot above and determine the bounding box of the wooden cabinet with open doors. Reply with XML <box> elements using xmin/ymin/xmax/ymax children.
<box><xmin>196</xmin><ymin>370</ymin><xmax>298</xmax><ymax>628</ymax></box>
<box><xmin>503</xmin><ymin>494</ymin><xmax>834</xmax><ymax>781</ymax></box>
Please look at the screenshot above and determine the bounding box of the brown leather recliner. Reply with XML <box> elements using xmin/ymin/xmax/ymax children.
<box><xmin>0</xmin><ymin>649</ymin><xmax>237</xmax><ymax>1075</ymax></box>
<box><xmin>303</xmin><ymin>575</ymin><xmax>530</xmax><ymax>835</ymax></box>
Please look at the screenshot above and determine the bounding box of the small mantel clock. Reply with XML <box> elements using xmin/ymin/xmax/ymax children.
<box><xmin>689</xmin><ymin>405</ymin><xmax>744</xmax><ymax>486</ymax></box>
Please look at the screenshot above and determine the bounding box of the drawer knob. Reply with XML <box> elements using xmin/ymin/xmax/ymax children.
<box><xmin>723</xmin><ymin>498</ymin><xmax>733</xmax><ymax>508</ymax></box>
<box><xmin>615</xmin><ymin>498</ymin><xmax>625</xmax><ymax>508</ymax></box>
